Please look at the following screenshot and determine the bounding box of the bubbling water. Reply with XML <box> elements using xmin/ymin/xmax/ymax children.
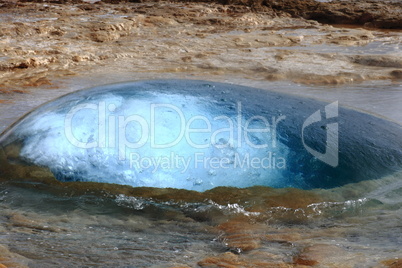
<box><xmin>1</xmin><ymin>80</ymin><xmax>402</xmax><ymax>191</ymax></box>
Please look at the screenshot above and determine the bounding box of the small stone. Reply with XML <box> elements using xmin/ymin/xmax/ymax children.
<box><xmin>0</xmin><ymin>244</ymin><xmax>29</xmax><ymax>268</ymax></box>
<box><xmin>294</xmin><ymin>244</ymin><xmax>346</xmax><ymax>266</ymax></box>
<box><xmin>217</xmin><ymin>219</ymin><xmax>262</xmax><ymax>252</ymax></box>
<box><xmin>390</xmin><ymin>70</ymin><xmax>402</xmax><ymax>79</ymax></box>
<box><xmin>198</xmin><ymin>252</ymin><xmax>294</xmax><ymax>267</ymax></box>
<box><xmin>382</xmin><ymin>258</ymin><xmax>402</xmax><ymax>268</ymax></box>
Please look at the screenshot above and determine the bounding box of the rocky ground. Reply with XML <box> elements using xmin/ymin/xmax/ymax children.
<box><xmin>0</xmin><ymin>180</ymin><xmax>401</xmax><ymax>268</ymax></box>
<box><xmin>0</xmin><ymin>0</ymin><xmax>401</xmax><ymax>95</ymax></box>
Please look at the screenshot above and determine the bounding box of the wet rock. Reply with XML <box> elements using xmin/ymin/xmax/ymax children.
<box><xmin>223</xmin><ymin>233</ymin><xmax>261</xmax><ymax>252</ymax></box>
<box><xmin>198</xmin><ymin>252</ymin><xmax>293</xmax><ymax>268</ymax></box>
<box><xmin>327</xmin><ymin>30</ymin><xmax>375</xmax><ymax>46</ymax></box>
<box><xmin>302</xmin><ymin>0</ymin><xmax>402</xmax><ymax>29</ymax></box>
<box><xmin>197</xmin><ymin>252</ymin><xmax>244</xmax><ymax>267</ymax></box>
<box><xmin>77</xmin><ymin>4</ymin><xmax>99</xmax><ymax>11</ymax></box>
<box><xmin>0</xmin><ymin>244</ymin><xmax>29</xmax><ymax>268</ymax></box>
<box><xmin>352</xmin><ymin>55</ymin><xmax>402</xmax><ymax>68</ymax></box>
<box><xmin>0</xmin><ymin>1</ymin><xmax>400</xmax><ymax>88</ymax></box>
<box><xmin>291</xmin><ymin>73</ymin><xmax>364</xmax><ymax>85</ymax></box>
<box><xmin>19</xmin><ymin>0</ymin><xmax>83</xmax><ymax>3</ymax></box>
<box><xmin>294</xmin><ymin>244</ymin><xmax>358</xmax><ymax>267</ymax></box>
<box><xmin>90</xmin><ymin>31</ymin><xmax>121</xmax><ymax>42</ymax></box>
<box><xmin>390</xmin><ymin>70</ymin><xmax>402</xmax><ymax>79</ymax></box>
<box><xmin>216</xmin><ymin>218</ymin><xmax>302</xmax><ymax>257</ymax></box>
<box><xmin>265</xmin><ymin>231</ymin><xmax>302</xmax><ymax>243</ymax></box>
<box><xmin>187</xmin><ymin>0</ymin><xmax>402</xmax><ymax>29</ymax></box>
<box><xmin>87</xmin><ymin>19</ymin><xmax>136</xmax><ymax>42</ymax></box>
<box><xmin>382</xmin><ymin>258</ymin><xmax>402</xmax><ymax>268</ymax></box>
<box><xmin>7</xmin><ymin>212</ymin><xmax>63</xmax><ymax>233</ymax></box>
<box><xmin>145</xmin><ymin>16</ymin><xmax>179</xmax><ymax>26</ymax></box>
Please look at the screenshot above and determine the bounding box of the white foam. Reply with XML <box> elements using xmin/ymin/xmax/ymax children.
<box><xmin>16</xmin><ymin>92</ymin><xmax>290</xmax><ymax>191</ymax></box>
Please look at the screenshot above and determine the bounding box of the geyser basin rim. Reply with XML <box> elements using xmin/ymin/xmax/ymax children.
<box><xmin>0</xmin><ymin>79</ymin><xmax>402</xmax><ymax>191</ymax></box>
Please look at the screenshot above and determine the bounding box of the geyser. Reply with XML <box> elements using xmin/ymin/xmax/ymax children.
<box><xmin>1</xmin><ymin>80</ymin><xmax>402</xmax><ymax>191</ymax></box>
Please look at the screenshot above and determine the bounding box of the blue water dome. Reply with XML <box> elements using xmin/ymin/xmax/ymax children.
<box><xmin>1</xmin><ymin>80</ymin><xmax>402</xmax><ymax>191</ymax></box>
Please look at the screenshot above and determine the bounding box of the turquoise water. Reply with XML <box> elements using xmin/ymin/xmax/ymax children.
<box><xmin>2</xmin><ymin>80</ymin><xmax>402</xmax><ymax>191</ymax></box>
